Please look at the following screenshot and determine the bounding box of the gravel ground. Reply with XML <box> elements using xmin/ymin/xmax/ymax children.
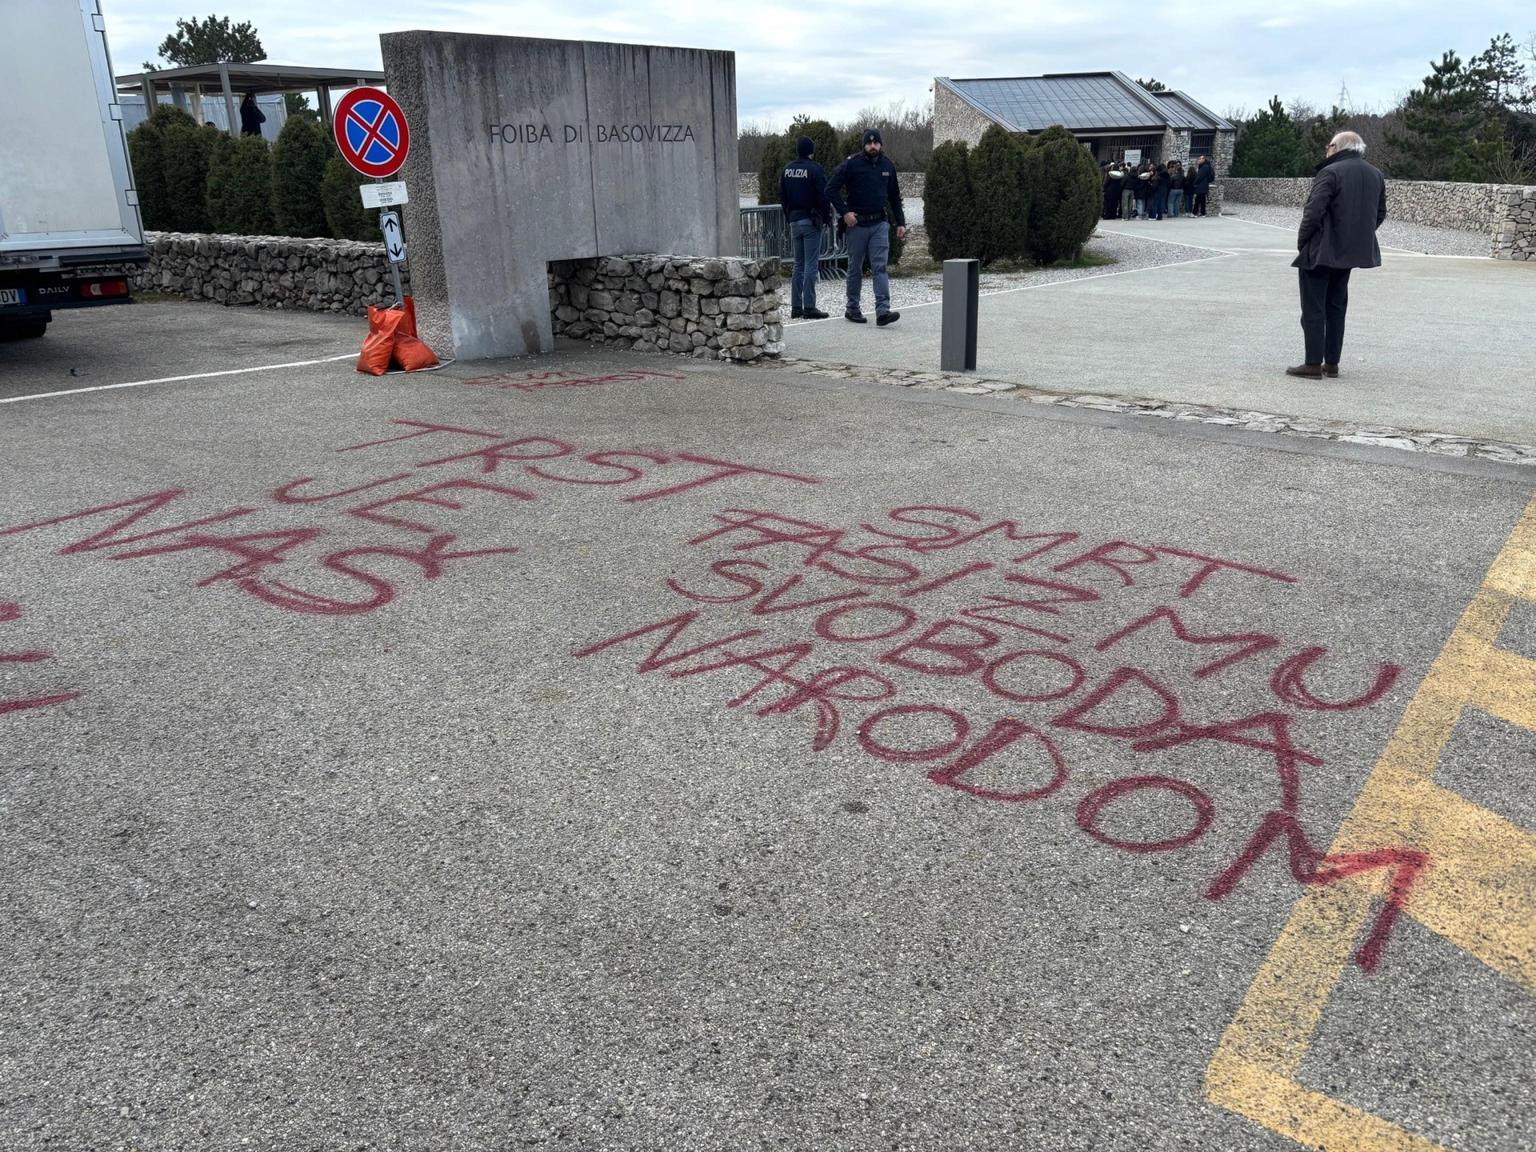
<box><xmin>796</xmin><ymin>229</ymin><xmax>1220</xmax><ymax>317</ymax></box>
<box><xmin>1222</xmin><ymin>201</ymin><xmax>1492</xmax><ymax>258</ymax></box>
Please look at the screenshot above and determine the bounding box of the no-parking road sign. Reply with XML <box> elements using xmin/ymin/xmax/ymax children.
<box><xmin>334</xmin><ymin>87</ymin><xmax>410</xmax><ymax>179</ymax></box>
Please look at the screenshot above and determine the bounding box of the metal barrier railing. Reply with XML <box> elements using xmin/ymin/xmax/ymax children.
<box><xmin>739</xmin><ymin>204</ymin><xmax>847</xmax><ymax>279</ymax></box>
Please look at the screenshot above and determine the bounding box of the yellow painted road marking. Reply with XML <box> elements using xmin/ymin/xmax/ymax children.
<box><xmin>1206</xmin><ymin>495</ymin><xmax>1536</xmax><ymax>1150</ymax></box>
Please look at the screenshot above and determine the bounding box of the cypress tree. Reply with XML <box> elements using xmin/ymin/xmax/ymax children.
<box><xmin>923</xmin><ymin>140</ymin><xmax>977</xmax><ymax>262</ymax></box>
<box><xmin>1027</xmin><ymin>127</ymin><xmax>1100</xmax><ymax>265</ymax></box>
<box><xmin>127</xmin><ymin>120</ymin><xmax>171</xmax><ymax>230</ymax></box>
<box><xmin>321</xmin><ymin>149</ymin><xmax>377</xmax><ymax>241</ymax></box>
<box><xmin>971</xmin><ymin>125</ymin><xmax>1032</xmax><ymax>265</ymax></box>
<box><xmin>756</xmin><ymin>134</ymin><xmax>792</xmax><ymax>204</ymax></box>
<box><xmin>159</xmin><ymin>120</ymin><xmax>216</xmax><ymax>232</ymax></box>
<box><xmin>271</xmin><ymin>116</ymin><xmax>331</xmax><ymax>236</ymax></box>
<box><xmin>207</xmin><ymin>134</ymin><xmax>274</xmax><ymax>235</ymax></box>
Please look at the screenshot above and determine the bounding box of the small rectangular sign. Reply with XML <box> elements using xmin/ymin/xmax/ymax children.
<box><xmin>360</xmin><ymin>182</ymin><xmax>409</xmax><ymax>209</ymax></box>
<box><xmin>1123</xmin><ymin>149</ymin><xmax>1141</xmax><ymax>165</ymax></box>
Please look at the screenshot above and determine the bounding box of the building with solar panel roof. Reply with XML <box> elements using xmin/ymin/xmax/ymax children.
<box><xmin>933</xmin><ymin>71</ymin><xmax>1236</xmax><ymax>177</ymax></box>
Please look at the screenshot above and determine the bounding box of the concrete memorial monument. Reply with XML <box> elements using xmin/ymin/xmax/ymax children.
<box><xmin>380</xmin><ymin>32</ymin><xmax>739</xmax><ymax>360</ymax></box>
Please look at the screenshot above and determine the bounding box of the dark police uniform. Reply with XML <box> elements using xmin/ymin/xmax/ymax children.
<box><xmin>827</xmin><ymin>131</ymin><xmax>905</xmax><ymax>321</ymax></box>
<box><xmin>779</xmin><ymin>137</ymin><xmax>830</xmax><ymax>317</ymax></box>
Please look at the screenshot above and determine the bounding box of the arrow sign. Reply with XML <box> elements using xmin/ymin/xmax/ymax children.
<box><xmin>379</xmin><ymin>211</ymin><xmax>407</xmax><ymax>264</ymax></box>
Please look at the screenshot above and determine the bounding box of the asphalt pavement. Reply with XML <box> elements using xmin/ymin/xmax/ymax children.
<box><xmin>1</xmin><ymin>304</ymin><xmax>1533</xmax><ymax>1151</ymax></box>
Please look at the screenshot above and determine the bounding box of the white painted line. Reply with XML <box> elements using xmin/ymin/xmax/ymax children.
<box><xmin>1218</xmin><ymin>213</ymin><xmax>1302</xmax><ymax>234</ymax></box>
<box><xmin>1095</xmin><ymin>224</ymin><xmax>1238</xmax><ymax>255</ymax></box>
<box><xmin>0</xmin><ymin>352</ymin><xmax>358</xmax><ymax>405</ymax></box>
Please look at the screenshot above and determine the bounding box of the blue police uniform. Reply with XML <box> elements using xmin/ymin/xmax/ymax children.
<box><xmin>780</xmin><ymin>136</ymin><xmax>831</xmax><ymax>318</ymax></box>
<box><xmin>827</xmin><ymin>129</ymin><xmax>905</xmax><ymax>323</ymax></box>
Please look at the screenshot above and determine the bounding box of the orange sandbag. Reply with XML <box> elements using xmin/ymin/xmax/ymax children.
<box><xmin>356</xmin><ymin>305</ymin><xmax>406</xmax><ymax>376</ymax></box>
<box><xmin>398</xmin><ymin>295</ymin><xmax>417</xmax><ymax>337</ymax></box>
<box><xmin>391</xmin><ymin>331</ymin><xmax>440</xmax><ymax>372</ymax></box>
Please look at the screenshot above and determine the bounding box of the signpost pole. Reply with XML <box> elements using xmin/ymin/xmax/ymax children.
<box><xmin>376</xmin><ymin>178</ymin><xmax>405</xmax><ymax>307</ymax></box>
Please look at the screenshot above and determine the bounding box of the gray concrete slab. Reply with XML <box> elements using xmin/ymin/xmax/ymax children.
<box><xmin>382</xmin><ymin>33</ymin><xmax>738</xmax><ymax>361</ymax></box>
<box><xmin>787</xmin><ymin>215</ymin><xmax>1536</xmax><ymax>445</ymax></box>
<box><xmin>1</xmin><ymin>305</ymin><xmax>1533</xmax><ymax>1151</ymax></box>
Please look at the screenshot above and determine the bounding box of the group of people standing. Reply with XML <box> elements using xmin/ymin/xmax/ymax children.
<box><xmin>1101</xmin><ymin>155</ymin><xmax>1214</xmax><ymax>221</ymax></box>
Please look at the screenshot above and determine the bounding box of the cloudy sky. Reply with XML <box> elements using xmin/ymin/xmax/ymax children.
<box><xmin>105</xmin><ymin>1</ymin><xmax>1532</xmax><ymax>125</ymax></box>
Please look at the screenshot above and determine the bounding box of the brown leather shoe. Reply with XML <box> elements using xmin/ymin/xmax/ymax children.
<box><xmin>1323</xmin><ymin>364</ymin><xmax>1339</xmax><ymax>377</ymax></box>
<box><xmin>1285</xmin><ymin>364</ymin><xmax>1324</xmax><ymax>379</ymax></box>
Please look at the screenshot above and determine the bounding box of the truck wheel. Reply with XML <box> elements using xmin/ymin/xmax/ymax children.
<box><xmin>0</xmin><ymin>317</ymin><xmax>49</xmax><ymax>340</ymax></box>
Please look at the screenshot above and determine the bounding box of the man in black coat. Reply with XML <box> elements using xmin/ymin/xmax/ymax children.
<box><xmin>239</xmin><ymin>92</ymin><xmax>266</xmax><ymax>137</ymax></box>
<box><xmin>1286</xmin><ymin>131</ymin><xmax>1387</xmax><ymax>379</ymax></box>
<box><xmin>827</xmin><ymin>129</ymin><xmax>907</xmax><ymax>326</ymax></box>
<box><xmin>780</xmin><ymin>136</ymin><xmax>832</xmax><ymax>319</ymax></box>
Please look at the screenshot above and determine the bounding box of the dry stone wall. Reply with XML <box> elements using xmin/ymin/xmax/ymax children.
<box><xmin>131</xmin><ymin>232</ymin><xmax>407</xmax><ymax>314</ymax></box>
<box><xmin>549</xmin><ymin>255</ymin><xmax>784</xmax><ymax>362</ymax></box>
<box><xmin>1224</xmin><ymin>177</ymin><xmax>1536</xmax><ymax>258</ymax></box>
<box><xmin>1493</xmin><ymin>186</ymin><xmax>1536</xmax><ymax>261</ymax></box>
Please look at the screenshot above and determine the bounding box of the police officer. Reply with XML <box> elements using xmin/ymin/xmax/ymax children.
<box><xmin>827</xmin><ymin>129</ymin><xmax>906</xmax><ymax>326</ymax></box>
<box><xmin>779</xmin><ymin>136</ymin><xmax>832</xmax><ymax>320</ymax></box>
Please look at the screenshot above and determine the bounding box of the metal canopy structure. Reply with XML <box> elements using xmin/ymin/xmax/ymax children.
<box><xmin>115</xmin><ymin>62</ymin><xmax>386</xmax><ymax>138</ymax></box>
<box><xmin>936</xmin><ymin>71</ymin><xmax>1233</xmax><ymax>136</ymax></box>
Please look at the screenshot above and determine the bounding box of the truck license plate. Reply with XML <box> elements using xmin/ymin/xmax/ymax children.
<box><xmin>0</xmin><ymin>289</ymin><xmax>24</xmax><ymax>306</ymax></box>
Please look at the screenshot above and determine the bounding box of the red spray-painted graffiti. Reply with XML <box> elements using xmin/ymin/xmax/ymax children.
<box><xmin>0</xmin><ymin>600</ymin><xmax>80</xmax><ymax>716</ymax></box>
<box><xmin>0</xmin><ymin>419</ymin><xmax>819</xmax><ymax>621</ymax></box>
<box><xmin>462</xmin><ymin>368</ymin><xmax>687</xmax><ymax>393</ymax></box>
<box><xmin>572</xmin><ymin>503</ymin><xmax>1420</xmax><ymax>972</ymax></box>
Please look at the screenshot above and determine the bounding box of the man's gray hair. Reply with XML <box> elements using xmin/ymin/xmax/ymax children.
<box><xmin>1330</xmin><ymin>131</ymin><xmax>1366</xmax><ymax>154</ymax></box>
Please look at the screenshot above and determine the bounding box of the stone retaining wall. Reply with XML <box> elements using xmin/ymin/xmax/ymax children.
<box><xmin>131</xmin><ymin>232</ymin><xmax>408</xmax><ymax>314</ymax></box>
<box><xmin>1223</xmin><ymin>177</ymin><xmax>1536</xmax><ymax>258</ymax></box>
<box><xmin>1494</xmin><ymin>186</ymin><xmax>1536</xmax><ymax>260</ymax></box>
<box><xmin>549</xmin><ymin>255</ymin><xmax>784</xmax><ymax>362</ymax></box>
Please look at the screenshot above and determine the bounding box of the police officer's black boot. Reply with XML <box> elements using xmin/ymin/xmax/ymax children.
<box><xmin>790</xmin><ymin>308</ymin><xmax>804</xmax><ymax>319</ymax></box>
<box><xmin>804</xmin><ymin>308</ymin><xmax>829</xmax><ymax>320</ymax></box>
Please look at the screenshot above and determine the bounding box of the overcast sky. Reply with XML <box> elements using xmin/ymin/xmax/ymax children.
<box><xmin>105</xmin><ymin>1</ymin><xmax>1533</xmax><ymax>125</ymax></box>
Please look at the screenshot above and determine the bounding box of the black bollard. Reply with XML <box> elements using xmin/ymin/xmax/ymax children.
<box><xmin>940</xmin><ymin>258</ymin><xmax>979</xmax><ymax>372</ymax></box>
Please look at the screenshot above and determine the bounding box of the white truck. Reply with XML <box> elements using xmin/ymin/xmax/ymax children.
<box><xmin>0</xmin><ymin>0</ymin><xmax>146</xmax><ymax>340</ymax></box>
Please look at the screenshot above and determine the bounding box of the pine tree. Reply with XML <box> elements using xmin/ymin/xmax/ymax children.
<box><xmin>148</xmin><ymin>15</ymin><xmax>265</xmax><ymax>69</ymax></box>
<box><xmin>1231</xmin><ymin>97</ymin><xmax>1303</xmax><ymax>176</ymax></box>
<box><xmin>1390</xmin><ymin>51</ymin><xmax>1506</xmax><ymax>181</ymax></box>
<box><xmin>1299</xmin><ymin>105</ymin><xmax>1349</xmax><ymax>169</ymax></box>
<box><xmin>756</xmin><ymin>134</ymin><xmax>792</xmax><ymax>204</ymax></box>
<box><xmin>970</xmin><ymin>125</ymin><xmax>1031</xmax><ymax>265</ymax></box>
<box><xmin>1470</xmin><ymin>33</ymin><xmax>1529</xmax><ymax>110</ymax></box>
